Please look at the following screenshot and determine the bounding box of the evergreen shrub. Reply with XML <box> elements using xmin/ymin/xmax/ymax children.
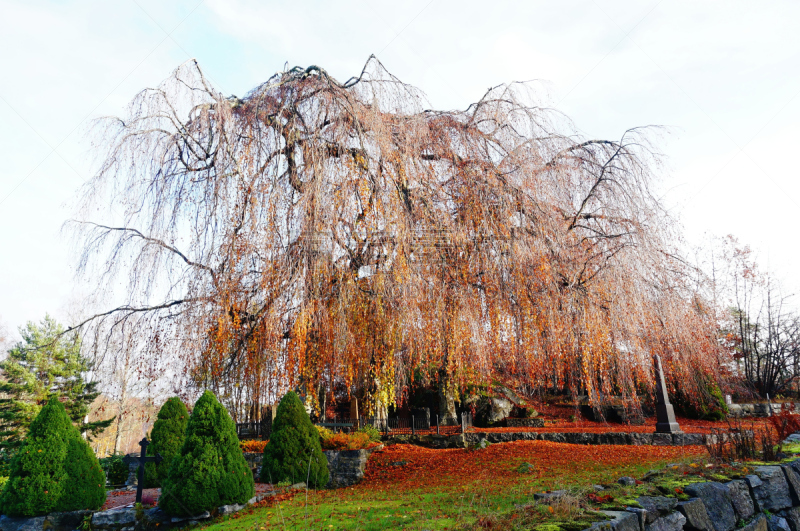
<box><xmin>0</xmin><ymin>397</ymin><xmax>105</xmax><ymax>516</ymax></box>
<box><xmin>99</xmin><ymin>454</ymin><xmax>129</xmax><ymax>486</ymax></box>
<box><xmin>159</xmin><ymin>391</ymin><xmax>254</xmax><ymax>516</ymax></box>
<box><xmin>145</xmin><ymin>396</ymin><xmax>189</xmax><ymax>488</ymax></box>
<box><xmin>261</xmin><ymin>391</ymin><xmax>329</xmax><ymax>488</ymax></box>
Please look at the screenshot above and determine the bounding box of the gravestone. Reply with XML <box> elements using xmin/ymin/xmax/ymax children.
<box><xmin>654</xmin><ymin>355</ymin><xmax>682</xmax><ymax>434</ymax></box>
<box><xmin>134</xmin><ymin>438</ymin><xmax>163</xmax><ymax>504</ymax></box>
<box><xmin>350</xmin><ymin>397</ymin><xmax>359</xmax><ymax>421</ymax></box>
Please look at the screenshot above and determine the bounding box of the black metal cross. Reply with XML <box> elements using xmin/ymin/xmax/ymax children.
<box><xmin>136</xmin><ymin>437</ymin><xmax>163</xmax><ymax>504</ymax></box>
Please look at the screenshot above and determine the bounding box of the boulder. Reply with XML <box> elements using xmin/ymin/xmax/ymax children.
<box><xmin>783</xmin><ymin>463</ymin><xmax>800</xmax><ymax>505</ymax></box>
<box><xmin>218</xmin><ymin>503</ymin><xmax>246</xmax><ymax>515</ymax></box>
<box><xmin>746</xmin><ymin>466</ymin><xmax>793</xmax><ymax>512</ymax></box>
<box><xmin>779</xmin><ymin>507</ymin><xmax>800</xmax><ymax>531</ymax></box>
<box><xmin>618</xmin><ymin>476</ymin><xmax>636</xmax><ymax>486</ymax></box>
<box><xmin>677</xmin><ymin>498</ymin><xmax>714</xmax><ymax>531</ymax></box>
<box><xmin>683</xmin><ymin>482</ymin><xmax>736</xmax><ymax>531</ymax></box>
<box><xmin>0</xmin><ymin>516</ymin><xmax>46</xmax><ymax>531</ymax></box>
<box><xmin>645</xmin><ymin>511</ymin><xmax>686</xmax><ymax>531</ymax></box>
<box><xmin>727</xmin><ymin>479</ymin><xmax>755</xmax><ymax>521</ymax></box>
<box><xmin>599</xmin><ymin>510</ymin><xmax>641</xmax><ymax>531</ymax></box>
<box><xmin>636</xmin><ymin>496</ymin><xmax>678</xmax><ymax>524</ymax></box>
<box><xmin>740</xmin><ymin>514</ymin><xmax>767</xmax><ymax>531</ymax></box>
<box><xmin>768</xmin><ymin>516</ymin><xmax>792</xmax><ymax>531</ymax></box>
<box><xmin>533</xmin><ymin>490</ymin><xmax>567</xmax><ymax>502</ymax></box>
<box><xmin>91</xmin><ymin>507</ymin><xmax>137</xmax><ymax>529</ymax></box>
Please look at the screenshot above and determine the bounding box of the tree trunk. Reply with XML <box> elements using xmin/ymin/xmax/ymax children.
<box><xmin>438</xmin><ymin>377</ymin><xmax>457</xmax><ymax>426</ymax></box>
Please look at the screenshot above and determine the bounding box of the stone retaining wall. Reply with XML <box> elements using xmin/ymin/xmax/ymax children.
<box><xmin>324</xmin><ymin>445</ymin><xmax>382</xmax><ymax>488</ymax></box>
<box><xmin>468</xmin><ymin>431</ymin><xmax>706</xmax><ymax>446</ymax></box>
<box><xmin>728</xmin><ymin>402</ymin><xmax>800</xmax><ymax>418</ymax></box>
<box><xmin>582</xmin><ymin>459</ymin><xmax>800</xmax><ymax>531</ymax></box>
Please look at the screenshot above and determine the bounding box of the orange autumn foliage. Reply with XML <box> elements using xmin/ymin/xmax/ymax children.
<box><xmin>239</xmin><ymin>440</ymin><xmax>268</xmax><ymax>453</ymax></box>
<box><xmin>79</xmin><ymin>57</ymin><xmax>728</xmax><ymax>417</ymax></box>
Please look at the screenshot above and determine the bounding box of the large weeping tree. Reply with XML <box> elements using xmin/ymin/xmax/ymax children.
<box><xmin>72</xmin><ymin>57</ymin><xmax>725</xmax><ymax>420</ymax></box>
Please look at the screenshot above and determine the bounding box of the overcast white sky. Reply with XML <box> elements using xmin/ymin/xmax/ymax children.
<box><xmin>1</xmin><ymin>0</ymin><xmax>799</xmax><ymax>341</ymax></box>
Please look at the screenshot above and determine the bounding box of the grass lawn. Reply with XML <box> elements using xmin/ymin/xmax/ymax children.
<box><xmin>203</xmin><ymin>441</ymin><xmax>706</xmax><ymax>530</ymax></box>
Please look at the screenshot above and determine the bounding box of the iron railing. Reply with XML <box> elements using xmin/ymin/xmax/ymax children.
<box><xmin>236</xmin><ymin>411</ymin><xmax>473</xmax><ymax>440</ymax></box>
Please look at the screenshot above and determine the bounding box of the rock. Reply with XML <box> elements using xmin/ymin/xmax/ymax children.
<box><xmin>683</xmin><ymin>482</ymin><xmax>737</xmax><ymax>531</ymax></box>
<box><xmin>618</xmin><ymin>476</ymin><xmax>637</xmax><ymax>486</ymax></box>
<box><xmin>747</xmin><ymin>466</ymin><xmax>792</xmax><ymax>512</ymax></box>
<box><xmin>593</xmin><ymin>484</ymin><xmax>606</xmax><ymax>491</ymax></box>
<box><xmin>91</xmin><ymin>507</ymin><xmax>137</xmax><ymax>529</ymax></box>
<box><xmin>41</xmin><ymin>511</ymin><xmax>93</xmax><ymax>531</ymax></box>
<box><xmin>599</xmin><ymin>510</ymin><xmax>641</xmax><ymax>531</ymax></box>
<box><xmin>652</xmin><ymin>433</ymin><xmax>673</xmax><ymax>446</ymax></box>
<box><xmin>727</xmin><ymin>479</ymin><xmax>755</xmax><ymax>521</ymax></box>
<box><xmin>783</xmin><ymin>463</ymin><xmax>800</xmax><ymax>505</ymax></box>
<box><xmin>0</xmin><ymin>516</ymin><xmax>47</xmax><ymax>531</ymax></box>
<box><xmin>636</xmin><ymin>497</ymin><xmax>678</xmax><ymax>524</ymax></box>
<box><xmin>626</xmin><ymin>507</ymin><xmax>647</xmax><ymax>531</ymax></box>
<box><xmin>218</xmin><ymin>503</ymin><xmax>245</xmax><ymax>515</ymax></box>
<box><xmin>741</xmin><ymin>514</ymin><xmax>768</xmax><ymax>531</ymax></box>
<box><xmin>779</xmin><ymin>507</ymin><xmax>800</xmax><ymax>531</ymax></box>
<box><xmin>533</xmin><ymin>489</ymin><xmax>567</xmax><ymax>502</ymax></box>
<box><xmin>505</xmin><ymin>418</ymin><xmax>545</xmax><ymax>428</ymax></box>
<box><xmin>325</xmin><ymin>448</ymin><xmax>377</xmax><ymax>488</ymax></box>
<box><xmin>768</xmin><ymin>516</ymin><xmax>792</xmax><ymax>531</ymax></box>
<box><xmin>677</xmin><ymin>498</ymin><xmax>714</xmax><ymax>531</ymax></box>
<box><xmin>644</xmin><ymin>511</ymin><xmax>686</xmax><ymax>531</ymax></box>
<box><xmin>170</xmin><ymin>511</ymin><xmax>211</xmax><ymax>524</ymax></box>
<box><xmin>143</xmin><ymin>508</ymin><xmax>170</xmax><ymax>527</ymax></box>
<box><xmin>290</xmin><ymin>482</ymin><xmax>307</xmax><ymax>490</ymax></box>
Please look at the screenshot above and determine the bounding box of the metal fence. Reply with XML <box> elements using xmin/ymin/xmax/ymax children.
<box><xmin>236</xmin><ymin>411</ymin><xmax>473</xmax><ymax>440</ymax></box>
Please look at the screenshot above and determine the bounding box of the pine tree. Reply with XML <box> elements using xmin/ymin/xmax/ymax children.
<box><xmin>144</xmin><ymin>396</ymin><xmax>189</xmax><ymax>488</ymax></box>
<box><xmin>260</xmin><ymin>391</ymin><xmax>329</xmax><ymax>488</ymax></box>
<box><xmin>0</xmin><ymin>315</ymin><xmax>112</xmax><ymax>451</ymax></box>
<box><xmin>0</xmin><ymin>397</ymin><xmax>105</xmax><ymax>516</ymax></box>
<box><xmin>159</xmin><ymin>391</ymin><xmax>254</xmax><ymax>516</ymax></box>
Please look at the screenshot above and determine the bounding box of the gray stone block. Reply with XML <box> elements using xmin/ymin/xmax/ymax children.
<box><xmin>677</xmin><ymin>498</ymin><xmax>714</xmax><ymax>531</ymax></box>
<box><xmin>600</xmin><ymin>510</ymin><xmax>641</xmax><ymax>531</ymax></box>
<box><xmin>626</xmin><ymin>507</ymin><xmax>647</xmax><ymax>531</ymax></box>
<box><xmin>636</xmin><ymin>497</ymin><xmax>677</xmax><ymax>523</ymax></box>
<box><xmin>747</xmin><ymin>466</ymin><xmax>793</xmax><ymax>512</ymax></box>
<box><xmin>91</xmin><ymin>508</ymin><xmax>137</xmax><ymax>529</ymax></box>
<box><xmin>779</xmin><ymin>507</ymin><xmax>800</xmax><ymax>531</ymax></box>
<box><xmin>683</xmin><ymin>481</ymin><xmax>737</xmax><ymax>531</ymax></box>
<box><xmin>768</xmin><ymin>515</ymin><xmax>792</xmax><ymax>531</ymax></box>
<box><xmin>741</xmin><ymin>514</ymin><xmax>768</xmax><ymax>531</ymax></box>
<box><xmin>533</xmin><ymin>489</ymin><xmax>567</xmax><ymax>502</ymax></box>
<box><xmin>652</xmin><ymin>433</ymin><xmax>673</xmax><ymax>446</ymax></box>
<box><xmin>218</xmin><ymin>503</ymin><xmax>245</xmax><ymax>515</ymax></box>
<box><xmin>644</xmin><ymin>511</ymin><xmax>686</xmax><ymax>531</ymax></box>
<box><xmin>0</xmin><ymin>516</ymin><xmax>46</xmax><ymax>531</ymax></box>
<box><xmin>783</xmin><ymin>463</ymin><xmax>800</xmax><ymax>505</ymax></box>
<box><xmin>618</xmin><ymin>476</ymin><xmax>637</xmax><ymax>486</ymax></box>
<box><xmin>727</xmin><ymin>479</ymin><xmax>755</xmax><ymax>521</ymax></box>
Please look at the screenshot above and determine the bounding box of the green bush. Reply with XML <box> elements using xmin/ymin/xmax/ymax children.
<box><xmin>159</xmin><ymin>391</ymin><xmax>254</xmax><ymax>516</ymax></box>
<box><xmin>0</xmin><ymin>397</ymin><xmax>105</xmax><ymax>516</ymax></box>
<box><xmin>261</xmin><ymin>391</ymin><xmax>329</xmax><ymax>488</ymax></box>
<box><xmin>357</xmin><ymin>424</ymin><xmax>381</xmax><ymax>443</ymax></box>
<box><xmin>145</xmin><ymin>397</ymin><xmax>189</xmax><ymax>488</ymax></box>
<box><xmin>99</xmin><ymin>454</ymin><xmax>129</xmax><ymax>486</ymax></box>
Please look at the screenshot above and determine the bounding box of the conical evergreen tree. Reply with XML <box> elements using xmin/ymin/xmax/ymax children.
<box><xmin>260</xmin><ymin>391</ymin><xmax>329</xmax><ymax>488</ymax></box>
<box><xmin>0</xmin><ymin>397</ymin><xmax>105</xmax><ymax>516</ymax></box>
<box><xmin>159</xmin><ymin>391</ymin><xmax>254</xmax><ymax>516</ymax></box>
<box><xmin>145</xmin><ymin>397</ymin><xmax>189</xmax><ymax>488</ymax></box>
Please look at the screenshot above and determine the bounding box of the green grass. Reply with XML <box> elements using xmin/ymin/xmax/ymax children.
<box><xmin>201</xmin><ymin>457</ymin><xmax>699</xmax><ymax>530</ymax></box>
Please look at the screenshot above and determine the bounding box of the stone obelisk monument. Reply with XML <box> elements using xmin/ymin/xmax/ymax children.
<box><xmin>654</xmin><ymin>354</ymin><xmax>682</xmax><ymax>434</ymax></box>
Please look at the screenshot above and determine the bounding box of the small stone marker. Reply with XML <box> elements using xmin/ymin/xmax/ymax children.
<box><xmin>654</xmin><ymin>355</ymin><xmax>682</xmax><ymax>434</ymax></box>
<box><xmin>135</xmin><ymin>437</ymin><xmax>163</xmax><ymax>504</ymax></box>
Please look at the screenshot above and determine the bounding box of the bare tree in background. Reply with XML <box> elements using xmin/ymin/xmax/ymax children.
<box><xmin>715</xmin><ymin>237</ymin><xmax>800</xmax><ymax>398</ymax></box>
<box><xmin>70</xmin><ymin>57</ymin><xmax>725</xmax><ymax>419</ymax></box>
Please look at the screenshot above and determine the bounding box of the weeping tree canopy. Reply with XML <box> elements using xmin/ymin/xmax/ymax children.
<box><xmin>73</xmin><ymin>56</ymin><xmax>725</xmax><ymax>416</ymax></box>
